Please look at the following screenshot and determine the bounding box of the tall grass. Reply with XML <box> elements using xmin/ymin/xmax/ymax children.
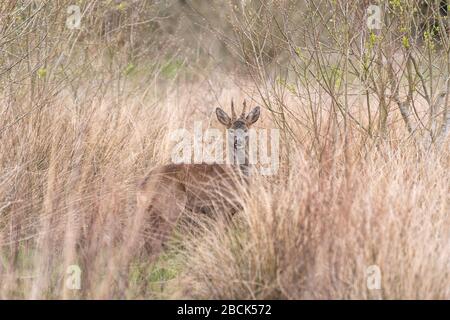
<box><xmin>0</xmin><ymin>0</ymin><xmax>449</xmax><ymax>299</ymax></box>
<box><xmin>1</xmin><ymin>79</ymin><xmax>448</xmax><ymax>299</ymax></box>
<box><xmin>180</xmin><ymin>135</ymin><xmax>449</xmax><ymax>299</ymax></box>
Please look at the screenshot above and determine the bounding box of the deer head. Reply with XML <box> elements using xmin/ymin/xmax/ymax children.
<box><xmin>216</xmin><ymin>100</ymin><xmax>261</xmax><ymax>174</ymax></box>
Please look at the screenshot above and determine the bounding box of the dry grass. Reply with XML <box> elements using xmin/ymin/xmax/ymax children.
<box><xmin>0</xmin><ymin>0</ymin><xmax>449</xmax><ymax>300</ymax></box>
<box><xmin>180</xmin><ymin>137</ymin><xmax>450</xmax><ymax>299</ymax></box>
<box><xmin>0</xmin><ymin>80</ymin><xmax>448</xmax><ymax>299</ymax></box>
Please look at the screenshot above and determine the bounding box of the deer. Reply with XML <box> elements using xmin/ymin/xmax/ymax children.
<box><xmin>135</xmin><ymin>100</ymin><xmax>261</xmax><ymax>259</ymax></box>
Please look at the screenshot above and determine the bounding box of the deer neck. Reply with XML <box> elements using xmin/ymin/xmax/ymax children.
<box><xmin>227</xmin><ymin>128</ymin><xmax>252</xmax><ymax>177</ymax></box>
<box><xmin>232</xmin><ymin>145</ymin><xmax>251</xmax><ymax>177</ymax></box>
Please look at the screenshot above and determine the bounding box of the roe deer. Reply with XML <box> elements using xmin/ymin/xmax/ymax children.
<box><xmin>136</xmin><ymin>100</ymin><xmax>261</xmax><ymax>258</ymax></box>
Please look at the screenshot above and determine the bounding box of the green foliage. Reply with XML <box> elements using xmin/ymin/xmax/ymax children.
<box><xmin>368</xmin><ymin>32</ymin><xmax>378</xmax><ymax>50</ymax></box>
<box><xmin>124</xmin><ymin>62</ymin><xmax>136</xmax><ymax>76</ymax></box>
<box><xmin>402</xmin><ymin>35</ymin><xmax>410</xmax><ymax>49</ymax></box>
<box><xmin>161</xmin><ymin>60</ymin><xmax>183</xmax><ymax>79</ymax></box>
<box><xmin>328</xmin><ymin>65</ymin><xmax>343</xmax><ymax>89</ymax></box>
<box><xmin>127</xmin><ymin>249</ymin><xmax>182</xmax><ymax>298</ymax></box>
<box><xmin>276</xmin><ymin>77</ymin><xmax>296</xmax><ymax>94</ymax></box>
<box><xmin>389</xmin><ymin>0</ymin><xmax>404</xmax><ymax>12</ymax></box>
<box><xmin>117</xmin><ymin>2</ymin><xmax>128</xmax><ymax>11</ymax></box>
<box><xmin>423</xmin><ymin>30</ymin><xmax>436</xmax><ymax>51</ymax></box>
<box><xmin>37</xmin><ymin>67</ymin><xmax>47</xmax><ymax>79</ymax></box>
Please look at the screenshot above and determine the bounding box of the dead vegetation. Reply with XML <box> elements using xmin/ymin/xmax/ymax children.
<box><xmin>0</xmin><ymin>0</ymin><xmax>448</xmax><ymax>299</ymax></box>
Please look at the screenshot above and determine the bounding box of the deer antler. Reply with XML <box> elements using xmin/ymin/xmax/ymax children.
<box><xmin>231</xmin><ymin>99</ymin><xmax>237</xmax><ymax>120</ymax></box>
<box><xmin>241</xmin><ymin>100</ymin><xmax>247</xmax><ymax>118</ymax></box>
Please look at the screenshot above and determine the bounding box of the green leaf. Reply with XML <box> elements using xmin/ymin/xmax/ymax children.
<box><xmin>37</xmin><ymin>68</ymin><xmax>47</xmax><ymax>79</ymax></box>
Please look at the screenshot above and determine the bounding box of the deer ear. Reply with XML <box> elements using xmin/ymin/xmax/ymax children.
<box><xmin>246</xmin><ymin>106</ymin><xmax>260</xmax><ymax>125</ymax></box>
<box><xmin>216</xmin><ymin>107</ymin><xmax>231</xmax><ymax>126</ymax></box>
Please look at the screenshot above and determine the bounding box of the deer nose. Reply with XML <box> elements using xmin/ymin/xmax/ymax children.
<box><xmin>234</xmin><ymin>136</ymin><xmax>245</xmax><ymax>149</ymax></box>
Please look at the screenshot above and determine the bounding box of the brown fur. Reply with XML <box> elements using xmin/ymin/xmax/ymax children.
<box><xmin>136</xmin><ymin>101</ymin><xmax>260</xmax><ymax>259</ymax></box>
<box><xmin>137</xmin><ymin>164</ymin><xmax>245</xmax><ymax>257</ymax></box>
